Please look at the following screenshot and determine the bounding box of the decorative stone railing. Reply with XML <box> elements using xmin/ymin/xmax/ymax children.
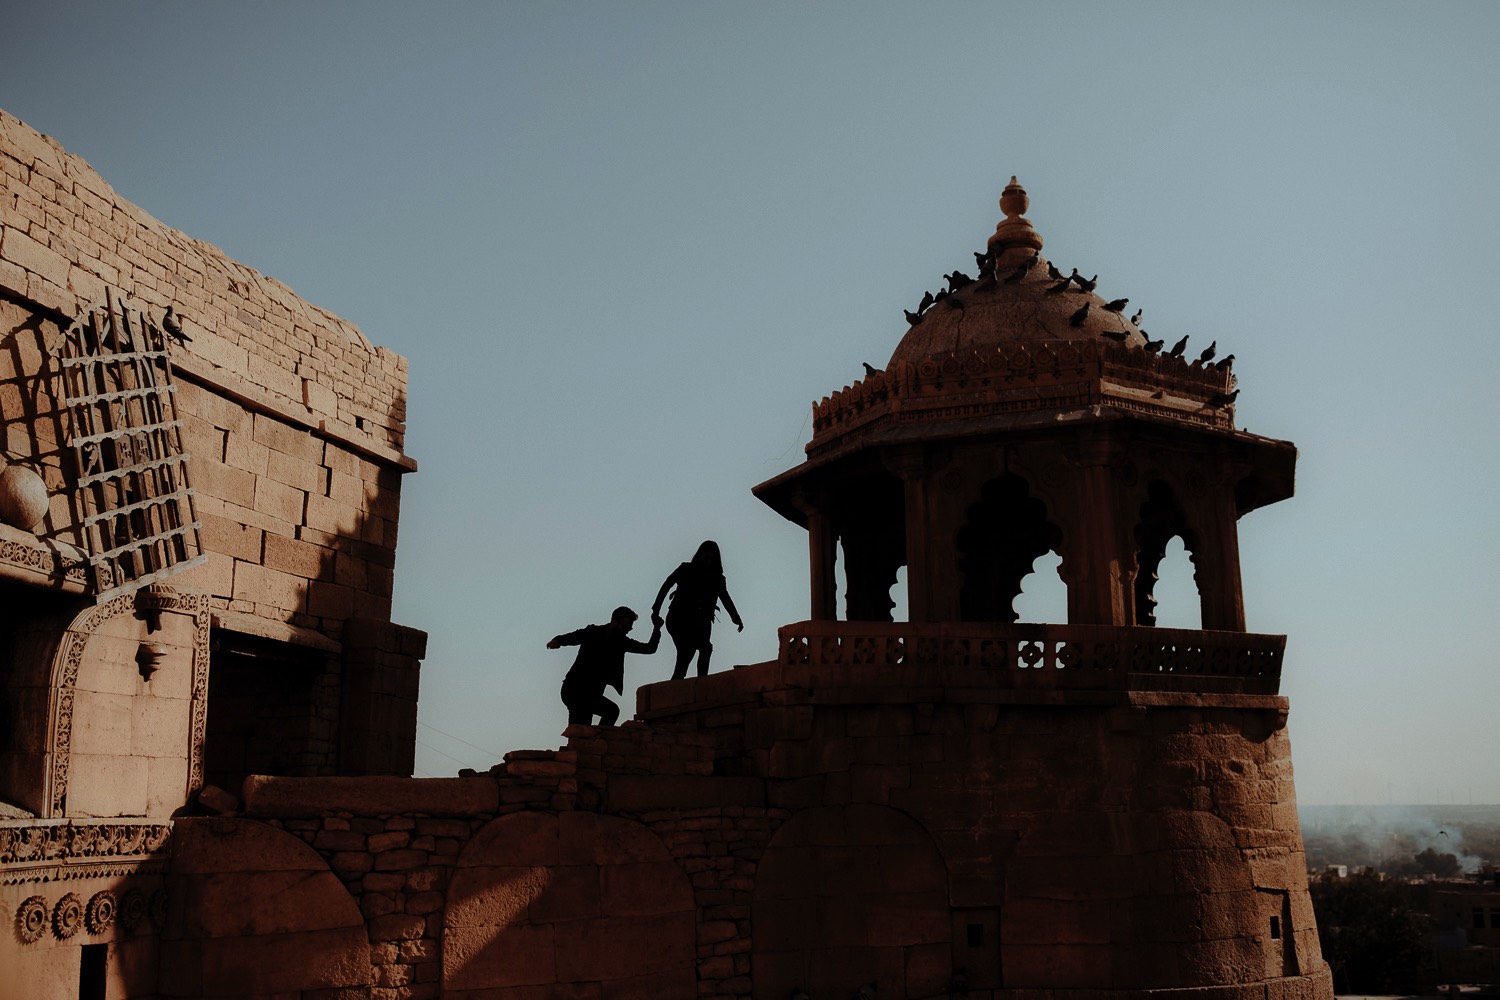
<box><xmin>810</xmin><ymin>340</ymin><xmax>1234</xmax><ymax>450</ymax></box>
<box><xmin>778</xmin><ymin>620</ymin><xmax>1284</xmax><ymax>695</ymax></box>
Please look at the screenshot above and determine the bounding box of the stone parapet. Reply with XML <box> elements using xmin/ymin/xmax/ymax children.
<box><xmin>778</xmin><ymin>620</ymin><xmax>1285</xmax><ymax>696</ymax></box>
<box><xmin>243</xmin><ymin>776</ymin><xmax>498</xmax><ymax>818</ymax></box>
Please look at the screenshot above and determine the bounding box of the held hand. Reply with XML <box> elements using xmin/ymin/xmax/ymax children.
<box><xmin>651</xmin><ymin>612</ymin><xmax>664</xmax><ymax>629</ymax></box>
<box><xmin>546</xmin><ymin>639</ymin><xmax>560</xmax><ymax>649</ymax></box>
<box><xmin>736</xmin><ymin>621</ymin><xmax>744</xmax><ymax>633</ymax></box>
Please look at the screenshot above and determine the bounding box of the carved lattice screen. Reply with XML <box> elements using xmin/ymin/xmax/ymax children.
<box><xmin>57</xmin><ymin>295</ymin><xmax>205</xmax><ymax>601</ymax></box>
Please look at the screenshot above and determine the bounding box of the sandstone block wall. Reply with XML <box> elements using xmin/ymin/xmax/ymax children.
<box><xmin>1</xmin><ymin>108</ymin><xmax>414</xmax><ymax>640</ymax></box>
<box><xmin>1</xmin><ymin>110</ymin><xmax>424</xmax><ymax>824</ymax></box>
<box><xmin>183</xmin><ymin>668</ymin><xmax>1335</xmax><ymax>1000</ymax></box>
<box><xmin>0</xmin><ymin>109</ymin><xmax>406</xmax><ymax>454</ymax></box>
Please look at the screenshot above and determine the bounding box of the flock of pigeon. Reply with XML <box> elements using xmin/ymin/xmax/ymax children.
<box><xmin>888</xmin><ymin>244</ymin><xmax>1240</xmax><ymax>409</ymax></box>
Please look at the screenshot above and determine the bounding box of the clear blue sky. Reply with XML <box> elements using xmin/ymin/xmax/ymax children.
<box><xmin>5</xmin><ymin>3</ymin><xmax>1497</xmax><ymax>805</ymax></box>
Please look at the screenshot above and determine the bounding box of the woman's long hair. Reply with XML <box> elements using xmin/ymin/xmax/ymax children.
<box><xmin>690</xmin><ymin>540</ymin><xmax>723</xmax><ymax>577</ymax></box>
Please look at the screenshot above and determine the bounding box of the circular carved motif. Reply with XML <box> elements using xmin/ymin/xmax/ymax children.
<box><xmin>148</xmin><ymin>889</ymin><xmax>168</xmax><ymax>930</ymax></box>
<box><xmin>119</xmin><ymin>890</ymin><xmax>147</xmax><ymax>931</ymax></box>
<box><xmin>15</xmin><ymin>895</ymin><xmax>48</xmax><ymax>944</ymax></box>
<box><xmin>52</xmin><ymin>892</ymin><xmax>84</xmax><ymax>939</ymax></box>
<box><xmin>86</xmin><ymin>891</ymin><xmax>116</xmax><ymax>934</ymax></box>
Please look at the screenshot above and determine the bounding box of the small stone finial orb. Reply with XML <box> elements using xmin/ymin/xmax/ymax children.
<box><xmin>999</xmin><ymin>175</ymin><xmax>1028</xmax><ymax>219</ymax></box>
<box><xmin>0</xmin><ymin>464</ymin><xmax>49</xmax><ymax>532</ymax></box>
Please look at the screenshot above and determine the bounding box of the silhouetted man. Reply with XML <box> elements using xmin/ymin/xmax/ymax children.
<box><xmin>547</xmin><ymin>606</ymin><xmax>661</xmax><ymax>726</ymax></box>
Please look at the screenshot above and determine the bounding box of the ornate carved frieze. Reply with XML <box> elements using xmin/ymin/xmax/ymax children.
<box><xmin>0</xmin><ymin>820</ymin><xmax>172</xmax><ymax>866</ymax></box>
<box><xmin>810</xmin><ymin>341</ymin><xmax>1235</xmax><ymax>449</ymax></box>
<box><xmin>11</xmin><ymin>885</ymin><xmax>156</xmax><ymax>944</ymax></box>
<box><xmin>0</xmin><ymin>533</ymin><xmax>93</xmax><ymax>591</ymax></box>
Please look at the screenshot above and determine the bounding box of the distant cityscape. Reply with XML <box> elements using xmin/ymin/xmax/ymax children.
<box><xmin>1300</xmin><ymin>805</ymin><xmax>1500</xmax><ymax>992</ymax></box>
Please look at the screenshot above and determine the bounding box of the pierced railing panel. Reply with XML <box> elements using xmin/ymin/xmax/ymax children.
<box><xmin>56</xmin><ymin>294</ymin><xmax>205</xmax><ymax>601</ymax></box>
<box><xmin>778</xmin><ymin>621</ymin><xmax>1284</xmax><ymax>695</ymax></box>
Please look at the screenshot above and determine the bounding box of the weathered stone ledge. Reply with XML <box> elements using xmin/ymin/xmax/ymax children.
<box><xmin>243</xmin><ymin>776</ymin><xmax>498</xmax><ymax>818</ymax></box>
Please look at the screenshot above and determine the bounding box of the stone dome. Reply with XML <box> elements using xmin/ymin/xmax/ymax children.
<box><xmin>889</xmin><ymin>178</ymin><xmax>1145</xmax><ymax>367</ymax></box>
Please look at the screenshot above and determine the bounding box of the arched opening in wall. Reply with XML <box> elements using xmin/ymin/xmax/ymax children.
<box><xmin>0</xmin><ymin>586</ymin><xmax>80</xmax><ymax>816</ymax></box>
<box><xmin>752</xmin><ymin>804</ymin><xmax>951</xmax><ymax>1000</ymax></box>
<box><xmin>1132</xmin><ymin>480</ymin><xmax>1201</xmax><ymax>628</ymax></box>
<box><xmin>1010</xmin><ymin>549</ymin><xmax>1067</xmax><ymax>625</ymax></box>
<box><xmin>957</xmin><ymin>474</ymin><xmax>1064</xmax><ymax>623</ymax></box>
<box><xmin>1150</xmin><ymin>537</ymin><xmax>1201</xmax><ymax>629</ymax></box>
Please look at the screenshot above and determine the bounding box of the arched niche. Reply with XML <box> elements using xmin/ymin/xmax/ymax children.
<box><xmin>161</xmin><ymin>817</ymin><xmax>370</xmax><ymax>997</ymax></box>
<box><xmin>444</xmin><ymin>811</ymin><xmax>696</xmax><ymax>997</ymax></box>
<box><xmin>956</xmin><ymin>474</ymin><xmax>1064</xmax><ymax>623</ymax></box>
<box><xmin>752</xmin><ymin>804</ymin><xmax>950</xmax><ymax>1000</ymax></box>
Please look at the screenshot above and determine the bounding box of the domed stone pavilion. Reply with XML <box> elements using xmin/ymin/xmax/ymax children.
<box><xmin>754</xmin><ymin>177</ymin><xmax>1294</xmax><ymax>632</ymax></box>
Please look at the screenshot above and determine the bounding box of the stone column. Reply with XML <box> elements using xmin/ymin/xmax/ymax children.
<box><xmin>1065</xmin><ymin>438</ymin><xmax>1131</xmax><ymax>626</ymax></box>
<box><xmin>1192</xmin><ymin>484</ymin><xmax>1247</xmax><ymax>632</ymax></box>
<box><xmin>882</xmin><ymin>449</ymin><xmax>930</xmax><ymax>620</ymax></box>
<box><xmin>804</xmin><ymin>505</ymin><xmax>838</xmax><ymax>622</ymax></box>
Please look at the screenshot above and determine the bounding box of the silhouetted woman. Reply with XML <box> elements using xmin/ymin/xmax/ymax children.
<box><xmin>652</xmin><ymin>540</ymin><xmax>742</xmax><ymax>680</ymax></box>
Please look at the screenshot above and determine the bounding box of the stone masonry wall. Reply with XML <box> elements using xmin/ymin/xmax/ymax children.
<box><xmin>0</xmin><ymin>109</ymin><xmax>406</xmax><ymax>453</ymax></box>
<box><xmin>220</xmin><ymin>672</ymin><xmax>1333</xmax><ymax>1000</ymax></box>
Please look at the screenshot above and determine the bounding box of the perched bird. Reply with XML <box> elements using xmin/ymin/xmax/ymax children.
<box><xmin>1130</xmin><ymin>308</ymin><xmax>1142</xmax><ymax>325</ymax></box>
<box><xmin>946</xmin><ymin>270</ymin><xmax>973</xmax><ymax>291</ymax></box>
<box><xmin>1046</xmin><ymin>261</ymin><xmax>1064</xmax><ymax>281</ymax></box>
<box><xmin>1070</xmin><ymin>303</ymin><xmax>1090</xmax><ymax>327</ymax></box>
<box><xmin>1143</xmin><ymin>337</ymin><xmax>1164</xmax><ymax>353</ymax></box>
<box><xmin>1047</xmin><ymin>277</ymin><xmax>1074</xmax><ymax>294</ymax></box>
<box><xmin>918</xmin><ymin>290</ymin><xmax>935</xmax><ymax>313</ymax></box>
<box><xmin>903</xmin><ymin>309</ymin><xmax>923</xmax><ymax>326</ymax></box>
<box><xmin>1215</xmin><ymin>353</ymin><xmax>1235</xmax><ymax>371</ymax></box>
<box><xmin>862</xmin><ymin>362</ymin><xmax>882</xmax><ymax>379</ymax></box>
<box><xmin>974</xmin><ymin>250</ymin><xmax>995</xmax><ymax>274</ymax></box>
<box><xmin>1101</xmin><ymin>328</ymin><xmax>1129</xmax><ymax>342</ymax></box>
<box><xmin>161</xmin><ymin>305</ymin><xmax>191</xmax><ymax>345</ymax></box>
<box><xmin>1168</xmin><ymin>335</ymin><xmax>1189</xmax><ymax>358</ymax></box>
<box><xmin>1077</xmin><ymin>274</ymin><xmax>1098</xmax><ymax>293</ymax></box>
<box><xmin>1103</xmin><ymin>297</ymin><xmax>1128</xmax><ymax>313</ymax></box>
<box><xmin>1197</xmin><ymin>339</ymin><xmax>1217</xmax><ymax>364</ymax></box>
<box><xmin>1206</xmin><ymin>388</ymin><xmax>1240</xmax><ymax>408</ymax></box>
<box><xmin>1003</xmin><ymin>262</ymin><xmax>1030</xmax><ymax>284</ymax></box>
<box><xmin>1027</xmin><ymin>250</ymin><xmax>1041</xmax><ymax>267</ymax></box>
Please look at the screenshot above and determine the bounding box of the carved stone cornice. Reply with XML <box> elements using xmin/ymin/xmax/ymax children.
<box><xmin>810</xmin><ymin>340</ymin><xmax>1235</xmax><ymax>453</ymax></box>
<box><xmin>0</xmin><ymin>524</ymin><xmax>92</xmax><ymax>593</ymax></box>
<box><xmin>0</xmin><ymin>820</ymin><xmax>173</xmax><ymax>885</ymax></box>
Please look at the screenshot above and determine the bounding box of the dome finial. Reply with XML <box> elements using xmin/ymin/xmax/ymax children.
<box><xmin>989</xmin><ymin>175</ymin><xmax>1043</xmax><ymax>256</ymax></box>
<box><xmin>1000</xmin><ymin>176</ymin><xmax>1028</xmax><ymax>218</ymax></box>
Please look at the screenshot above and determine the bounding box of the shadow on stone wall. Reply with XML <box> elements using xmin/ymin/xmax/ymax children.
<box><xmin>443</xmin><ymin>810</ymin><xmax>697</xmax><ymax>997</ymax></box>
